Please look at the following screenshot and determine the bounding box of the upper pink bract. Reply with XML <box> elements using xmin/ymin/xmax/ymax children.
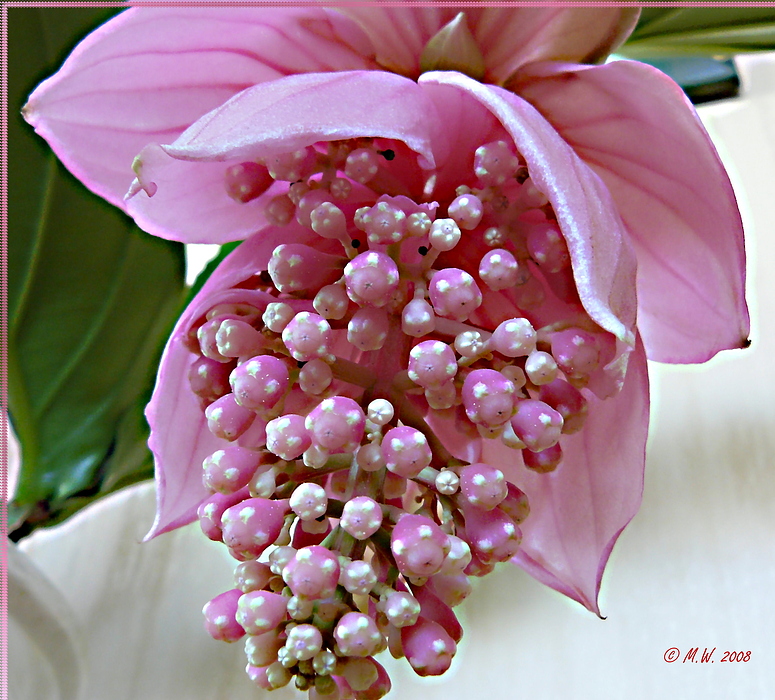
<box><xmin>24</xmin><ymin>6</ymin><xmax>748</xmax><ymax>617</ymax></box>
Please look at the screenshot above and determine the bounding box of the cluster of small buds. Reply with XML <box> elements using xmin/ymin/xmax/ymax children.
<box><xmin>191</xmin><ymin>134</ymin><xmax>615</xmax><ymax>697</ymax></box>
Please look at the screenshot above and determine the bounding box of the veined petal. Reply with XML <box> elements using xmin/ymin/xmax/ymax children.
<box><xmin>468</xmin><ymin>7</ymin><xmax>639</xmax><ymax>82</ymax></box>
<box><xmin>145</xmin><ymin>227</ymin><xmax>317</xmax><ymax>538</ymax></box>
<box><xmin>23</xmin><ymin>6</ymin><xmax>377</xmax><ymax>211</ymax></box>
<box><xmin>485</xmin><ymin>338</ymin><xmax>649</xmax><ymax>614</ymax></box>
<box><xmin>420</xmin><ymin>72</ymin><xmax>638</xmax><ymax>352</ymax></box>
<box><xmin>127</xmin><ymin>70</ymin><xmax>436</xmax><ymax>243</ymax></box>
<box><xmin>339</xmin><ymin>7</ymin><xmax>639</xmax><ymax>82</ymax></box>
<box><xmin>513</xmin><ymin>60</ymin><xmax>750</xmax><ymax>363</ymax></box>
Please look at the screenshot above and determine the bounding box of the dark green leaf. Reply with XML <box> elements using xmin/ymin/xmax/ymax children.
<box><xmin>624</xmin><ymin>8</ymin><xmax>775</xmax><ymax>57</ymax></box>
<box><xmin>8</xmin><ymin>8</ymin><xmax>186</xmax><ymax>534</ymax></box>
<box><xmin>635</xmin><ymin>56</ymin><xmax>740</xmax><ymax>105</ymax></box>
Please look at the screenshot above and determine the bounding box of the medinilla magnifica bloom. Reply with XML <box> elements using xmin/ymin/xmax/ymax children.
<box><xmin>24</xmin><ymin>6</ymin><xmax>749</xmax><ymax>698</ymax></box>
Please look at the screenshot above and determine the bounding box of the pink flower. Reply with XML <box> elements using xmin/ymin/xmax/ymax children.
<box><xmin>24</xmin><ymin>6</ymin><xmax>748</xmax><ymax>693</ymax></box>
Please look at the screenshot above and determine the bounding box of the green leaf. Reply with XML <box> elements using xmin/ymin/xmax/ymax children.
<box><xmin>8</xmin><ymin>8</ymin><xmax>186</xmax><ymax>533</ymax></box>
<box><xmin>624</xmin><ymin>8</ymin><xmax>775</xmax><ymax>57</ymax></box>
<box><xmin>632</xmin><ymin>56</ymin><xmax>740</xmax><ymax>105</ymax></box>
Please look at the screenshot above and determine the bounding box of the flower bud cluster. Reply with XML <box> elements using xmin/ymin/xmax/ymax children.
<box><xmin>192</xmin><ymin>136</ymin><xmax>616</xmax><ymax>696</ymax></box>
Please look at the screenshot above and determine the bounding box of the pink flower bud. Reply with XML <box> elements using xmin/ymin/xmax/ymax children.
<box><xmin>313</xmin><ymin>284</ymin><xmax>350</xmax><ymax>320</ymax></box>
<box><xmin>285</xmin><ymin>623</ymin><xmax>323</xmax><ymax>660</ymax></box>
<box><xmin>524</xmin><ymin>350</ymin><xmax>558</xmax><ymax>385</ymax></box>
<box><xmin>236</xmin><ymin>590</ymin><xmax>288</xmax><ymax>635</ymax></box>
<box><xmin>381</xmin><ymin>426</ymin><xmax>432</xmax><ymax>478</ymax></box>
<box><xmin>340</xmin><ymin>559</ymin><xmax>377</xmax><ymax>595</ymax></box>
<box><xmin>425</xmin><ymin>381</ymin><xmax>457</xmax><ymax>410</ymax></box>
<box><xmin>267</xmin><ymin>243</ymin><xmax>342</xmax><ymax>295</ymax></box>
<box><xmin>539</xmin><ymin>378</ymin><xmax>589</xmax><ymax>434</ymax></box>
<box><xmin>407</xmin><ymin>340</ymin><xmax>457</xmax><ymax>389</ymax></box>
<box><xmin>202</xmin><ymin>445</ymin><xmax>264</xmax><ymax>494</ymax></box>
<box><xmin>550</xmin><ymin>328</ymin><xmax>600</xmax><ymax>378</ymax></box>
<box><xmin>224</xmin><ymin>161</ymin><xmax>273</xmax><ymax>203</ymax></box>
<box><xmin>265</xmin><ymin>147</ymin><xmax>314</xmax><ymax>182</ymax></box>
<box><xmin>360</xmin><ymin>200</ymin><xmax>407</xmax><ymax>244</ymax></box>
<box><xmin>234</xmin><ymin>560</ymin><xmax>273</xmax><ymax>593</ymax></box>
<box><xmin>245</xmin><ymin>629</ymin><xmax>284</xmax><ymax>667</ymax></box>
<box><xmin>527</xmin><ymin>221</ymin><xmax>570</xmax><ymax>273</ymax></box>
<box><xmin>459</xmin><ymin>463</ymin><xmax>508</xmax><ymax>510</ymax></box>
<box><xmin>353</xmin><ymin>659</ymin><xmax>391</xmax><ymax>699</ymax></box>
<box><xmin>474</xmin><ymin>140</ymin><xmax>519</xmax><ymax>187</ymax></box>
<box><xmin>290</xmin><ymin>482</ymin><xmax>328</xmax><ymax>521</ymax></box>
<box><xmin>356</xmin><ymin>443</ymin><xmax>386</xmax><ymax>472</ymax></box>
<box><xmin>229</xmin><ymin>355</ymin><xmax>289</xmax><ymax>410</ymax></box>
<box><xmin>202</xmin><ymin>589</ymin><xmax>245</xmax><ymax>642</ymax></box>
<box><xmin>188</xmin><ymin>355</ymin><xmax>232</xmax><ymax>404</ymax></box>
<box><xmin>391</xmin><ymin>514</ymin><xmax>449</xmax><ymax>578</ymax></box>
<box><xmin>510</xmin><ymin>399</ymin><xmax>564</xmax><ymax>452</ymax></box>
<box><xmin>298</xmin><ymin>358</ymin><xmax>333</xmax><ymax>395</ymax></box>
<box><xmin>462</xmin><ymin>369</ymin><xmax>517</xmax><ymax>427</ymax></box>
<box><xmin>221</xmin><ymin>497</ymin><xmax>289</xmax><ymax>558</ymax></box>
<box><xmin>305</xmin><ymin>396</ymin><xmax>365</xmax><ymax>453</ymax></box>
<box><xmin>429</xmin><ymin>218</ymin><xmax>461</xmax><ymax>250</ymax></box>
<box><xmin>204</xmin><ymin>393</ymin><xmax>255</xmax><ymax>441</ymax></box>
<box><xmin>282</xmin><ymin>311</ymin><xmax>332</xmax><ymax>361</ymax></box>
<box><xmin>401</xmin><ymin>619</ymin><xmax>456</xmax><ymax>677</ymax></box>
<box><xmin>447</xmin><ymin>193</ymin><xmax>483</xmax><ymax>230</ymax></box>
<box><xmin>265</xmin><ymin>413</ymin><xmax>311</xmax><ymax>460</ymax></box>
<box><xmin>517</xmin><ymin>177</ymin><xmax>549</xmax><ymax>209</ymax></box>
<box><xmin>407</xmin><ymin>211</ymin><xmax>432</xmax><ymax>237</ymax></box>
<box><xmin>262</xmin><ymin>302</ymin><xmax>294</xmax><ymax>333</ymax></box>
<box><xmin>340</xmin><ymin>496</ymin><xmax>383</xmax><ymax>540</ymax></box>
<box><xmin>283</xmin><ymin>545</ymin><xmax>340</xmax><ymax>599</ymax></box>
<box><xmin>380</xmin><ymin>590</ymin><xmax>420</xmax><ymax>628</ymax></box>
<box><xmin>344</xmin><ymin>251</ymin><xmax>399</xmax><ymax>307</ymax></box>
<box><xmin>216</xmin><ymin>319</ymin><xmax>266</xmax><ymax>358</ymax></box>
<box><xmin>264</xmin><ymin>194</ymin><xmax>295</xmax><ymax>226</ymax></box>
<box><xmin>478</xmin><ymin>248</ymin><xmax>520</xmax><ymax>291</ymax></box>
<box><xmin>340</xmin><ymin>656</ymin><xmax>379</xmax><ymax>692</ymax></box>
<box><xmin>498</xmin><ymin>483</ymin><xmax>530</xmax><ymax>525</ymax></box>
<box><xmin>346</xmin><ymin>148</ymin><xmax>381</xmax><ymax>185</ymax></box>
<box><xmin>197</xmin><ymin>318</ymin><xmax>231</xmax><ymax>362</ymax></box>
<box><xmin>310</xmin><ymin>201</ymin><xmax>348</xmax><ymax>241</ymax></box>
<box><xmin>413</xmin><ymin>583</ymin><xmax>463</xmax><ymax>643</ymax></box>
<box><xmin>401</xmin><ymin>297</ymin><xmax>435</xmax><ymax>337</ymax></box>
<box><xmin>428</xmin><ymin>571</ymin><xmax>472</xmax><ymax>607</ymax></box>
<box><xmin>523</xmin><ymin>442</ymin><xmax>563</xmax><ymax>473</ymax></box>
<box><xmin>490</xmin><ymin>317</ymin><xmax>536</xmax><ymax>357</ymax></box>
<box><xmin>197</xmin><ymin>487</ymin><xmax>249</xmax><ymax>542</ymax></box>
<box><xmin>462</xmin><ymin>504</ymin><xmax>522</xmax><ymax>564</ymax></box>
<box><xmin>438</xmin><ymin>535</ymin><xmax>471</xmax><ymax>575</ymax></box>
<box><xmin>428</xmin><ymin>268</ymin><xmax>482</xmax><ymax>322</ymax></box>
<box><xmin>334</xmin><ymin>612</ymin><xmax>383</xmax><ymax>657</ymax></box>
<box><xmin>347</xmin><ymin>307</ymin><xmax>390</xmax><ymax>351</ymax></box>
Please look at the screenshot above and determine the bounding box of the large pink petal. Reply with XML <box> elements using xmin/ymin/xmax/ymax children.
<box><xmin>127</xmin><ymin>71</ymin><xmax>437</xmax><ymax>243</ymax></box>
<box><xmin>513</xmin><ymin>60</ymin><xmax>750</xmax><ymax>363</ymax></box>
<box><xmin>339</xmin><ymin>7</ymin><xmax>638</xmax><ymax>82</ymax></box>
<box><xmin>485</xmin><ymin>339</ymin><xmax>649</xmax><ymax>614</ymax></box>
<box><xmin>420</xmin><ymin>72</ymin><xmax>638</xmax><ymax>357</ymax></box>
<box><xmin>23</xmin><ymin>6</ymin><xmax>376</xmax><ymax>212</ymax></box>
<box><xmin>145</xmin><ymin>226</ymin><xmax>318</xmax><ymax>539</ymax></box>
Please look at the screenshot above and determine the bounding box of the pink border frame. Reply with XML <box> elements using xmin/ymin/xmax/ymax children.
<box><xmin>1</xmin><ymin>4</ymin><xmax>772</xmax><ymax>700</ymax></box>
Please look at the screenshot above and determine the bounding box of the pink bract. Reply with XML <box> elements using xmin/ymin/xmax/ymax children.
<box><xmin>24</xmin><ymin>4</ymin><xmax>749</xmax><ymax>694</ymax></box>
